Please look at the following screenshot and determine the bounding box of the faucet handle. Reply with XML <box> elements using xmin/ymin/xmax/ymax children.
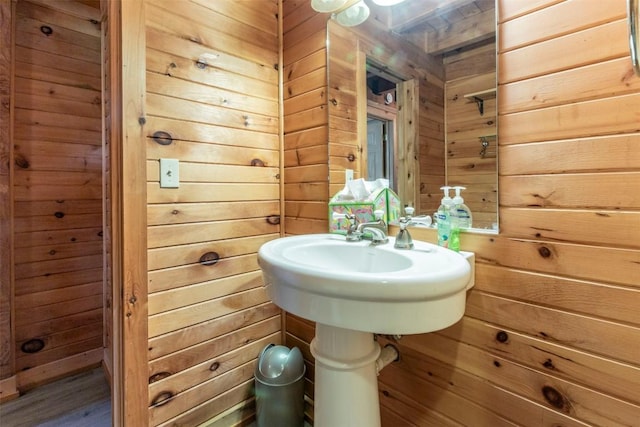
<box><xmin>404</xmin><ymin>206</ymin><xmax>414</xmax><ymax>218</ymax></box>
<box><xmin>333</xmin><ymin>212</ymin><xmax>355</xmax><ymax>221</ymax></box>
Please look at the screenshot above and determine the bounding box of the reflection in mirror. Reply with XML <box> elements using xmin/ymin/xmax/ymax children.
<box><xmin>327</xmin><ymin>0</ymin><xmax>498</xmax><ymax>232</ymax></box>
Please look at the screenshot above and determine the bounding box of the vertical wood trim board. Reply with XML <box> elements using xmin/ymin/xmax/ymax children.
<box><xmin>0</xmin><ymin>0</ymin><xmax>15</xmax><ymax>387</ymax></box>
<box><xmin>120</xmin><ymin>0</ymin><xmax>148</xmax><ymax>425</ymax></box>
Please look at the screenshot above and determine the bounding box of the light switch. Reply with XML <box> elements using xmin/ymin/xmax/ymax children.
<box><xmin>160</xmin><ymin>158</ymin><xmax>179</xmax><ymax>188</ymax></box>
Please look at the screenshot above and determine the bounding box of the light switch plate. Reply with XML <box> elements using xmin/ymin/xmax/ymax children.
<box><xmin>160</xmin><ymin>158</ymin><xmax>179</xmax><ymax>188</ymax></box>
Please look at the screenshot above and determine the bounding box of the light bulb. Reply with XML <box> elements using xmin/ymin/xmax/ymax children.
<box><xmin>311</xmin><ymin>0</ymin><xmax>348</xmax><ymax>13</ymax></box>
<box><xmin>371</xmin><ymin>0</ymin><xmax>406</xmax><ymax>5</ymax></box>
<box><xmin>335</xmin><ymin>0</ymin><xmax>370</xmax><ymax>27</ymax></box>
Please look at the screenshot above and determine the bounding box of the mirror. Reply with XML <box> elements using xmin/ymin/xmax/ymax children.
<box><xmin>327</xmin><ymin>0</ymin><xmax>498</xmax><ymax>232</ymax></box>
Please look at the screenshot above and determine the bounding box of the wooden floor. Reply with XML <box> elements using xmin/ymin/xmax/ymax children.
<box><xmin>0</xmin><ymin>368</ymin><xmax>111</xmax><ymax>427</ymax></box>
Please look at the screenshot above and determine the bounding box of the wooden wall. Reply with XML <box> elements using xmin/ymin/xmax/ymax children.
<box><xmin>445</xmin><ymin>43</ymin><xmax>497</xmax><ymax>230</ymax></box>
<box><xmin>142</xmin><ymin>1</ymin><xmax>282</xmax><ymax>425</ymax></box>
<box><xmin>4</xmin><ymin>0</ymin><xmax>104</xmax><ymax>391</ymax></box>
<box><xmin>376</xmin><ymin>0</ymin><xmax>640</xmax><ymax>425</ymax></box>
<box><xmin>0</xmin><ymin>0</ymin><xmax>14</xmax><ymax>390</ymax></box>
<box><xmin>282</xmin><ymin>0</ymin><xmax>330</xmax><ymax>236</ymax></box>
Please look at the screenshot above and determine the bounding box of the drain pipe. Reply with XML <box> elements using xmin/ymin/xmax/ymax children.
<box><xmin>375</xmin><ymin>344</ymin><xmax>400</xmax><ymax>375</ymax></box>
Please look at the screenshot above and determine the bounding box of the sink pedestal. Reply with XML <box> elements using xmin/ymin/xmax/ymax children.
<box><xmin>310</xmin><ymin>323</ymin><xmax>383</xmax><ymax>427</ymax></box>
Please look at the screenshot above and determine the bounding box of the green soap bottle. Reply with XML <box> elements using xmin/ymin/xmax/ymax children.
<box><xmin>437</xmin><ymin>186</ymin><xmax>453</xmax><ymax>248</ymax></box>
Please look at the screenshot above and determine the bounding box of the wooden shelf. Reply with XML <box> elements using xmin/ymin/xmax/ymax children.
<box><xmin>464</xmin><ymin>88</ymin><xmax>496</xmax><ymax>115</ymax></box>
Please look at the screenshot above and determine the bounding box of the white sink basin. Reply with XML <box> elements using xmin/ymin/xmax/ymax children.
<box><xmin>258</xmin><ymin>233</ymin><xmax>474</xmax><ymax>335</ymax></box>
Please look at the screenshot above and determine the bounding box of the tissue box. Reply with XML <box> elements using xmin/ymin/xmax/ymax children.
<box><xmin>329</xmin><ymin>187</ymin><xmax>401</xmax><ymax>234</ymax></box>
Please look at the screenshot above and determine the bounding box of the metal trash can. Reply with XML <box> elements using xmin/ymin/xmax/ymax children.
<box><xmin>254</xmin><ymin>344</ymin><xmax>306</xmax><ymax>427</ymax></box>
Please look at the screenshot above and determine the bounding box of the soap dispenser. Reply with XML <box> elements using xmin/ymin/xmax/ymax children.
<box><xmin>436</xmin><ymin>186</ymin><xmax>453</xmax><ymax>248</ymax></box>
<box><xmin>452</xmin><ymin>186</ymin><xmax>473</xmax><ymax>229</ymax></box>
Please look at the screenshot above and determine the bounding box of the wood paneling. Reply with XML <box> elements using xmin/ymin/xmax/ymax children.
<box><xmin>143</xmin><ymin>0</ymin><xmax>280</xmax><ymax>424</ymax></box>
<box><xmin>7</xmin><ymin>0</ymin><xmax>103</xmax><ymax>384</ymax></box>
<box><xmin>281</xmin><ymin>1</ymin><xmax>640</xmax><ymax>426</ymax></box>
<box><xmin>283</xmin><ymin>0</ymin><xmax>330</xmax><ymax>236</ymax></box>
<box><xmin>379</xmin><ymin>0</ymin><xmax>640</xmax><ymax>424</ymax></box>
<box><xmin>0</xmin><ymin>0</ymin><xmax>14</xmax><ymax>387</ymax></box>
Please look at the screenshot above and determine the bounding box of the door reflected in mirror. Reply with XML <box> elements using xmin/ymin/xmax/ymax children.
<box><xmin>327</xmin><ymin>0</ymin><xmax>498</xmax><ymax>232</ymax></box>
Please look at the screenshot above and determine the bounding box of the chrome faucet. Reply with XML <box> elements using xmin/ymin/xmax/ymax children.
<box><xmin>355</xmin><ymin>210</ymin><xmax>388</xmax><ymax>243</ymax></box>
<box><xmin>333</xmin><ymin>210</ymin><xmax>389</xmax><ymax>244</ymax></box>
<box><xmin>394</xmin><ymin>207</ymin><xmax>415</xmax><ymax>250</ymax></box>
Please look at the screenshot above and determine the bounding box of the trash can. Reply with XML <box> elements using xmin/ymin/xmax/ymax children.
<box><xmin>254</xmin><ymin>344</ymin><xmax>306</xmax><ymax>427</ymax></box>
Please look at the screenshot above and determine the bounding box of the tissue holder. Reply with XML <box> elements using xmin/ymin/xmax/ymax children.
<box><xmin>329</xmin><ymin>187</ymin><xmax>401</xmax><ymax>235</ymax></box>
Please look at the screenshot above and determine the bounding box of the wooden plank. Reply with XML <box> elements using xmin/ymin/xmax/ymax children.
<box><xmin>500</xmin><ymin>0</ymin><xmax>626</xmax><ymax>52</ymax></box>
<box><xmin>500</xmin><ymin>208</ymin><xmax>640</xmax><ymax>248</ymax></box>
<box><xmin>26</xmin><ymin>0</ymin><xmax>100</xmax><ymax>21</ymax></box>
<box><xmin>146</xmin><ymin>72</ymin><xmax>277</xmax><ymax>118</ymax></box>
<box><xmin>499</xmin><ymin>134</ymin><xmax>640</xmax><ymax>175</ymax></box>
<box><xmin>147</xmin><ymin>255</ymin><xmax>261</xmax><ymax>294</ymax></box>
<box><xmin>148</xmin><ymin>271</ymin><xmax>263</xmax><ymax>315</ymax></box>
<box><xmin>146</xmin><ymin>161</ymin><xmax>278</xmax><ymax>184</ymax></box>
<box><xmin>16</xmin><ymin>1</ymin><xmax>100</xmax><ymax>37</ymax></box>
<box><xmin>148</xmin><ymin>315</ymin><xmax>279</xmax><ymax>375</ymax></box>
<box><xmin>499</xmin><ymin>19</ymin><xmax>628</xmax><ymax>84</ymax></box>
<box><xmin>148</xmin><ymin>235</ymin><xmax>275</xmax><ymax>271</ymax></box>
<box><xmin>401</xmin><ymin>329</ymin><xmax>640</xmax><ymax>426</ymax></box>
<box><xmin>439</xmin><ymin>316</ymin><xmax>640</xmax><ymax>406</ymax></box>
<box><xmin>15</xmin><ymin>347</ymin><xmax>102</xmax><ymax>390</ymax></box>
<box><xmin>147</xmin><ymin>201</ymin><xmax>280</xmax><ymax>226</ymax></box>
<box><xmin>14</xmin><ymin>268</ymin><xmax>103</xmax><ymax>296</ymax></box>
<box><xmin>119</xmin><ymin>0</ymin><xmax>148</xmax><ymax>424</ymax></box>
<box><xmin>15</xmin><ymin>307</ymin><xmax>102</xmax><ymax>342</ymax></box>
<box><xmin>497</xmin><ymin>0</ymin><xmax>563</xmax><ymax>23</ymax></box>
<box><xmin>148</xmin><ymin>303</ymin><xmax>280</xmax><ymax>360</ymax></box>
<box><xmin>15</xmin><ymin>282</ymin><xmax>102</xmax><ymax>309</ymax></box>
<box><xmin>499</xmin><ymin>172</ymin><xmax>640</xmax><ymax>209</ymax></box>
<box><xmin>148</xmin><ymin>334</ymin><xmax>277</xmax><ymax>406</ymax></box>
<box><xmin>149</xmin><ymin>288</ymin><xmax>269</xmax><ymax>337</ymax></box>
<box><xmin>146</xmin><ymin>93</ymin><xmax>278</xmax><ymax>134</ymax></box>
<box><xmin>500</xmin><ymin>58</ymin><xmax>640</xmax><ymax>114</ymax></box>
<box><xmin>13</xmin><ymin>227</ymin><xmax>102</xmax><ymax>247</ymax></box>
<box><xmin>146</xmin><ymin>182</ymin><xmax>279</xmax><ymax>204</ymax></box>
<box><xmin>145</xmin><ymin>26</ymin><xmax>277</xmax><ymax>84</ymax></box>
<box><xmin>380</xmin><ymin>340</ymin><xmax>589</xmax><ymax>427</ymax></box>
<box><xmin>16</xmin><ymin>336</ymin><xmax>103</xmax><ymax>371</ymax></box>
<box><xmin>0</xmin><ymin>0</ymin><xmax>13</xmax><ymax>382</ymax></box>
<box><xmin>145</xmin><ymin>116</ymin><xmax>279</xmax><ymax>150</ymax></box>
<box><xmin>145</xmin><ymin>2</ymin><xmax>277</xmax><ymax>68</ymax></box>
<box><xmin>157</xmin><ymin>380</ymin><xmax>254</xmax><ymax>427</ymax></box>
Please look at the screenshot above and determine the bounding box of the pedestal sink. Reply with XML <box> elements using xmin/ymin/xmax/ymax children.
<box><xmin>258</xmin><ymin>233</ymin><xmax>474</xmax><ymax>427</ymax></box>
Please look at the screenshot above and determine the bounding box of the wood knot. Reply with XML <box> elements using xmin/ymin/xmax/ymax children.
<box><xmin>150</xmin><ymin>391</ymin><xmax>174</xmax><ymax>407</ymax></box>
<box><xmin>195</xmin><ymin>59</ymin><xmax>208</xmax><ymax>69</ymax></box>
<box><xmin>538</xmin><ymin>246</ymin><xmax>552</xmax><ymax>258</ymax></box>
<box><xmin>14</xmin><ymin>154</ymin><xmax>30</xmax><ymax>169</ymax></box>
<box><xmin>54</xmin><ymin>211</ymin><xmax>65</xmax><ymax>218</ymax></box>
<box><xmin>199</xmin><ymin>252</ymin><xmax>220</xmax><ymax>266</ymax></box>
<box><xmin>21</xmin><ymin>338</ymin><xmax>45</xmax><ymax>354</ymax></box>
<box><xmin>495</xmin><ymin>330</ymin><xmax>509</xmax><ymax>343</ymax></box>
<box><xmin>152</xmin><ymin>131</ymin><xmax>173</xmax><ymax>145</ymax></box>
<box><xmin>149</xmin><ymin>372</ymin><xmax>172</xmax><ymax>383</ymax></box>
<box><xmin>347</xmin><ymin>153</ymin><xmax>356</xmax><ymax>162</ymax></box>
<box><xmin>209</xmin><ymin>362</ymin><xmax>220</xmax><ymax>372</ymax></box>
<box><xmin>40</xmin><ymin>25</ymin><xmax>53</xmax><ymax>36</ymax></box>
<box><xmin>251</xmin><ymin>158</ymin><xmax>265</xmax><ymax>167</ymax></box>
<box><xmin>543</xmin><ymin>359</ymin><xmax>555</xmax><ymax>370</ymax></box>
<box><xmin>266</xmin><ymin>215</ymin><xmax>280</xmax><ymax>225</ymax></box>
<box><xmin>542</xmin><ymin>385</ymin><xmax>567</xmax><ymax>410</ymax></box>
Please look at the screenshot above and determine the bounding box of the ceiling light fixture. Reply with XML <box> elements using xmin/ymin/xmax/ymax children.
<box><xmin>311</xmin><ymin>0</ymin><xmax>407</xmax><ymax>27</ymax></box>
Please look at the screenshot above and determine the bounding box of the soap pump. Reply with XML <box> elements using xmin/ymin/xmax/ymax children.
<box><xmin>452</xmin><ymin>186</ymin><xmax>473</xmax><ymax>229</ymax></box>
<box><xmin>436</xmin><ymin>186</ymin><xmax>453</xmax><ymax>248</ymax></box>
